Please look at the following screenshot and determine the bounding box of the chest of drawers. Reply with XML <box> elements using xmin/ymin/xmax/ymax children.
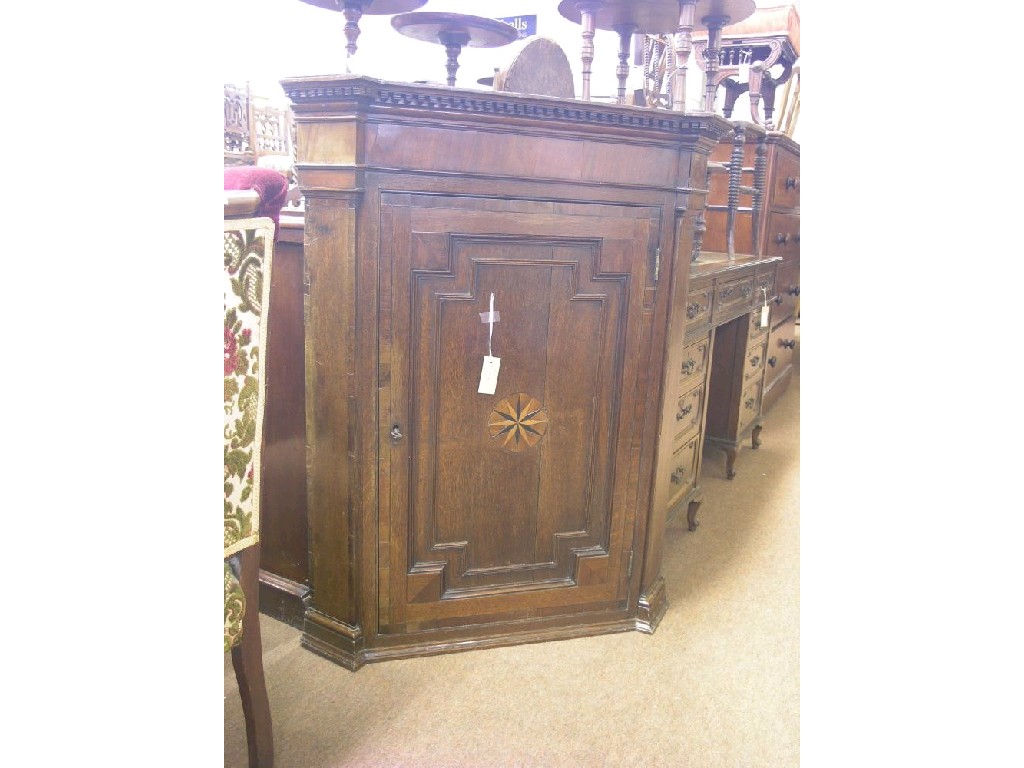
<box><xmin>700</xmin><ymin>125</ymin><xmax>799</xmax><ymax>414</ymax></box>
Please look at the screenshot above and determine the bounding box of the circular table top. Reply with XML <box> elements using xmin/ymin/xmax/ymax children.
<box><xmin>494</xmin><ymin>37</ymin><xmax>575</xmax><ymax>99</ymax></box>
<box><xmin>391</xmin><ymin>11</ymin><xmax>520</xmax><ymax>48</ymax></box>
<box><xmin>557</xmin><ymin>0</ymin><xmax>755</xmax><ymax>32</ymax></box>
<box><xmin>298</xmin><ymin>0</ymin><xmax>426</xmax><ymax>15</ymax></box>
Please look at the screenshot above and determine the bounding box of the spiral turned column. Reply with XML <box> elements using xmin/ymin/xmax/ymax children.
<box><xmin>752</xmin><ymin>132</ymin><xmax>767</xmax><ymax>256</ymax></box>
<box><xmin>726</xmin><ymin>123</ymin><xmax>745</xmax><ymax>258</ymax></box>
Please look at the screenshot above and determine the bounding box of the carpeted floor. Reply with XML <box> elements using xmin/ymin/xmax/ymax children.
<box><xmin>226</xmin><ymin>341</ymin><xmax>799</xmax><ymax>767</ymax></box>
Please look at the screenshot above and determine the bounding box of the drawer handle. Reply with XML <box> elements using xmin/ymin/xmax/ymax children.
<box><xmin>793</xmin><ymin>233</ymin><xmax>800</xmax><ymax>244</ymax></box>
<box><xmin>686</xmin><ymin>302</ymin><xmax>703</xmax><ymax>319</ymax></box>
<box><xmin>773</xmin><ymin>295</ymin><xmax>783</xmax><ymax>305</ymax></box>
<box><xmin>740</xmin><ymin>285</ymin><xmax>752</xmax><ymax>298</ymax></box>
<box><xmin>785</xmin><ymin>176</ymin><xmax>799</xmax><ymax>190</ymax></box>
<box><xmin>776</xmin><ymin>233</ymin><xmax>790</xmax><ymax>245</ymax></box>
<box><xmin>768</xmin><ymin>356</ymin><xmax>777</xmax><ymax>367</ymax></box>
<box><xmin>676</xmin><ymin>403</ymin><xmax>693</xmax><ymax>421</ymax></box>
<box><xmin>749</xmin><ymin>354</ymin><xmax>761</xmax><ymax>367</ymax></box>
<box><xmin>670</xmin><ymin>466</ymin><xmax>686</xmax><ymax>484</ymax></box>
<box><xmin>788</xmin><ymin>285</ymin><xmax>800</xmax><ymax>296</ymax></box>
<box><xmin>681</xmin><ymin>358</ymin><xmax>697</xmax><ymax>376</ymax></box>
<box><xmin>779</xmin><ymin>339</ymin><xmax>795</xmax><ymax>349</ymax></box>
<box><xmin>390</xmin><ymin>424</ymin><xmax>404</xmax><ymax>442</ymax></box>
<box><xmin>744</xmin><ymin>398</ymin><xmax>756</xmax><ymax>410</ymax></box>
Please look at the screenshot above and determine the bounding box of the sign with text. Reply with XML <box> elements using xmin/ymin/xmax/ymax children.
<box><xmin>496</xmin><ymin>15</ymin><xmax>537</xmax><ymax>39</ymax></box>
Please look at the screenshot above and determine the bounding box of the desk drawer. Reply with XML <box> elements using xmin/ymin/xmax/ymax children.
<box><xmin>715</xmin><ymin>275</ymin><xmax>755</xmax><ymax>319</ymax></box>
<box><xmin>666</xmin><ymin>432</ymin><xmax>701</xmax><ymax>509</ymax></box>
<box><xmin>744</xmin><ymin>337</ymin><xmax>768</xmax><ymax>384</ymax></box>
<box><xmin>755</xmin><ymin>268</ymin><xmax>777</xmax><ymax>305</ymax></box>
<box><xmin>684</xmin><ymin>283</ymin><xmax>713</xmax><ymax>332</ymax></box>
<box><xmin>679</xmin><ymin>336</ymin><xmax>710</xmax><ymax>394</ymax></box>
<box><xmin>749</xmin><ymin>305</ymin><xmax>772</xmax><ymax>341</ymax></box>
<box><xmin>737</xmin><ymin>379</ymin><xmax>763</xmax><ymax>435</ymax></box>
<box><xmin>673</xmin><ymin>383</ymin><xmax>705</xmax><ymax>438</ymax></box>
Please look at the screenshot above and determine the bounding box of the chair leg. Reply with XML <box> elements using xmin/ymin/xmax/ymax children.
<box><xmin>232</xmin><ymin>545</ymin><xmax>274</xmax><ymax>768</ymax></box>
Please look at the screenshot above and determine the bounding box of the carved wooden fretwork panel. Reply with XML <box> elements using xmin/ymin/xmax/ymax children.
<box><xmin>224</xmin><ymin>84</ymin><xmax>250</xmax><ymax>154</ymax></box>
<box><xmin>224</xmin><ymin>83</ymin><xmax>296</xmax><ymax>162</ymax></box>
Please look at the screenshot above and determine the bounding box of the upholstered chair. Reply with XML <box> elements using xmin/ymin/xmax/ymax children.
<box><xmin>225</xmin><ymin>166</ymin><xmax>288</xmax><ymax>768</ymax></box>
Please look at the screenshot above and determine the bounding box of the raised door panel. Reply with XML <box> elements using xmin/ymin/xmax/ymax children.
<box><xmin>379</xmin><ymin>192</ymin><xmax>660</xmax><ymax>636</ymax></box>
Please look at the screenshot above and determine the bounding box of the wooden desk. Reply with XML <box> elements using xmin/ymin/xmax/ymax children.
<box><xmin>280</xmin><ymin>74</ymin><xmax>731</xmax><ymax>668</ymax></box>
<box><xmin>651</xmin><ymin>253</ymin><xmax>780</xmax><ymax>532</ymax></box>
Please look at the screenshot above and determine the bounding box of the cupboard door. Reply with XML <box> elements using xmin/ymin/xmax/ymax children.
<box><xmin>379</xmin><ymin>192</ymin><xmax>661</xmax><ymax>636</ymax></box>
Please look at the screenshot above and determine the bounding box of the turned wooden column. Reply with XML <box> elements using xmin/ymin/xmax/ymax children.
<box><xmin>576</xmin><ymin>1</ymin><xmax>602</xmax><ymax>101</ymax></box>
<box><xmin>701</xmin><ymin>14</ymin><xmax>729</xmax><ymax>112</ymax></box>
<box><xmin>672</xmin><ymin>0</ymin><xmax>698</xmax><ymax>111</ymax></box>
<box><xmin>613</xmin><ymin>23</ymin><xmax>636</xmax><ymax>104</ymax></box>
<box><xmin>342</xmin><ymin>2</ymin><xmax>363</xmax><ymax>65</ymax></box>
<box><xmin>439</xmin><ymin>28</ymin><xmax>471</xmax><ymax>87</ymax></box>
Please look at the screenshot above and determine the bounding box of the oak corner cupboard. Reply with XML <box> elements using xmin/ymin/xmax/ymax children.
<box><xmin>282</xmin><ymin>75</ymin><xmax>731</xmax><ymax>668</ymax></box>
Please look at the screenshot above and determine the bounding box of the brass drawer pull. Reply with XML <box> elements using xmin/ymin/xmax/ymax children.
<box><xmin>749</xmin><ymin>355</ymin><xmax>761</xmax><ymax>367</ymax></box>
<box><xmin>740</xmin><ymin>285</ymin><xmax>752</xmax><ymax>298</ymax></box>
<box><xmin>670</xmin><ymin>466</ymin><xmax>686</xmax><ymax>484</ymax></box>
<box><xmin>681</xmin><ymin>358</ymin><xmax>697</xmax><ymax>376</ymax></box>
<box><xmin>785</xmin><ymin>176</ymin><xmax>799</xmax><ymax>190</ymax></box>
<box><xmin>788</xmin><ymin>285</ymin><xmax>800</xmax><ymax>296</ymax></box>
<box><xmin>676</xmin><ymin>403</ymin><xmax>693</xmax><ymax>421</ymax></box>
<box><xmin>768</xmin><ymin>356</ymin><xmax>777</xmax><ymax>367</ymax></box>
<box><xmin>686</xmin><ymin>302</ymin><xmax>703</xmax><ymax>319</ymax></box>
<box><xmin>744</xmin><ymin>398</ymin><xmax>756</xmax><ymax>410</ymax></box>
<box><xmin>773</xmin><ymin>295</ymin><xmax>783</xmax><ymax>305</ymax></box>
<box><xmin>779</xmin><ymin>339</ymin><xmax>795</xmax><ymax>349</ymax></box>
<box><xmin>390</xmin><ymin>424</ymin><xmax>404</xmax><ymax>442</ymax></box>
<box><xmin>776</xmin><ymin>233</ymin><xmax>789</xmax><ymax>245</ymax></box>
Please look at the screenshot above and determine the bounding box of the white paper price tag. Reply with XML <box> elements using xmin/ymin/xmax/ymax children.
<box><xmin>760</xmin><ymin>304</ymin><xmax>770</xmax><ymax>328</ymax></box>
<box><xmin>478</xmin><ymin>355</ymin><xmax>501</xmax><ymax>395</ymax></box>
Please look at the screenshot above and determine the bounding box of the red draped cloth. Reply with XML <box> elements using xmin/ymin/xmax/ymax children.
<box><xmin>224</xmin><ymin>167</ymin><xmax>289</xmax><ymax>235</ymax></box>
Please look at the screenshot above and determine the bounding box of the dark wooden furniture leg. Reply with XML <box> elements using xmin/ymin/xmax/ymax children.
<box><xmin>722</xmin><ymin>445</ymin><xmax>737</xmax><ymax>479</ymax></box>
<box><xmin>687</xmin><ymin>492</ymin><xmax>704</xmax><ymax>532</ymax></box>
<box><xmin>232</xmin><ymin>545</ymin><xmax>274</xmax><ymax>768</ymax></box>
<box><xmin>751</xmin><ymin>423</ymin><xmax>763</xmax><ymax>449</ymax></box>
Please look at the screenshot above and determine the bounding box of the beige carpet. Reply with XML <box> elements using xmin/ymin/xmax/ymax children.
<box><xmin>226</xmin><ymin>348</ymin><xmax>799</xmax><ymax>767</ymax></box>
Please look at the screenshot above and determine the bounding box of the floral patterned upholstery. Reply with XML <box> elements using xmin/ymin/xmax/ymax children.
<box><xmin>224</xmin><ymin>217</ymin><xmax>274</xmax><ymax>650</ymax></box>
<box><xmin>224</xmin><ymin>559</ymin><xmax>246</xmax><ymax>652</ymax></box>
